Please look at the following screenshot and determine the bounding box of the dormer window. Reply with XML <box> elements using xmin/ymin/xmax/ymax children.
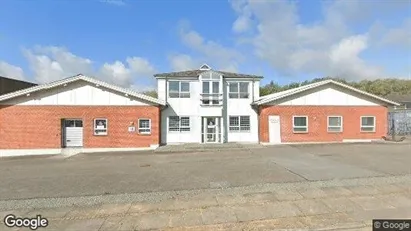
<box><xmin>199</xmin><ymin>64</ymin><xmax>211</xmax><ymax>70</ymax></box>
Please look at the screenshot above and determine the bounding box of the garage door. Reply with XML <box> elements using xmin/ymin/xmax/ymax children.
<box><xmin>63</xmin><ymin>119</ymin><xmax>83</xmax><ymax>147</ymax></box>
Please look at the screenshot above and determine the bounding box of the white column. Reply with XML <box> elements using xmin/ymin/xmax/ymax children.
<box><xmin>203</xmin><ymin>117</ymin><xmax>207</xmax><ymax>143</ymax></box>
<box><xmin>220</xmin><ymin>117</ymin><xmax>224</xmax><ymax>143</ymax></box>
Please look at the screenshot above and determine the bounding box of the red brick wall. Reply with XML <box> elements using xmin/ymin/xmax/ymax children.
<box><xmin>0</xmin><ymin>105</ymin><xmax>160</xmax><ymax>149</ymax></box>
<box><xmin>259</xmin><ymin>106</ymin><xmax>388</xmax><ymax>143</ymax></box>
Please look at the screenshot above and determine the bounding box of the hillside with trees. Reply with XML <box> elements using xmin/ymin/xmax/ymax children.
<box><xmin>142</xmin><ymin>78</ymin><xmax>411</xmax><ymax>102</ymax></box>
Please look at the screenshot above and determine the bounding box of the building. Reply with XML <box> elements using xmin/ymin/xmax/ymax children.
<box><xmin>0</xmin><ymin>74</ymin><xmax>166</xmax><ymax>157</ymax></box>
<box><xmin>0</xmin><ymin>68</ymin><xmax>402</xmax><ymax>157</ymax></box>
<box><xmin>254</xmin><ymin>80</ymin><xmax>400</xmax><ymax>144</ymax></box>
<box><xmin>154</xmin><ymin>64</ymin><xmax>262</xmax><ymax>144</ymax></box>
<box><xmin>0</xmin><ymin>76</ymin><xmax>37</xmax><ymax>95</ymax></box>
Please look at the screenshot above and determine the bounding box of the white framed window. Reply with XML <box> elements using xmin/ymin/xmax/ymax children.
<box><xmin>169</xmin><ymin>81</ymin><xmax>190</xmax><ymax>98</ymax></box>
<box><xmin>360</xmin><ymin>116</ymin><xmax>376</xmax><ymax>132</ymax></box>
<box><xmin>138</xmin><ymin>119</ymin><xmax>151</xmax><ymax>134</ymax></box>
<box><xmin>94</xmin><ymin>118</ymin><xmax>108</xmax><ymax>136</ymax></box>
<box><xmin>229</xmin><ymin>82</ymin><xmax>249</xmax><ymax>99</ymax></box>
<box><xmin>168</xmin><ymin>116</ymin><xmax>190</xmax><ymax>132</ymax></box>
<box><xmin>229</xmin><ymin>116</ymin><xmax>250</xmax><ymax>132</ymax></box>
<box><xmin>293</xmin><ymin>116</ymin><xmax>308</xmax><ymax>133</ymax></box>
<box><xmin>327</xmin><ymin>116</ymin><xmax>343</xmax><ymax>133</ymax></box>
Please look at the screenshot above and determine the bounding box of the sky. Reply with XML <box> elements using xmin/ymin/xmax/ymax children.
<box><xmin>0</xmin><ymin>0</ymin><xmax>410</xmax><ymax>91</ymax></box>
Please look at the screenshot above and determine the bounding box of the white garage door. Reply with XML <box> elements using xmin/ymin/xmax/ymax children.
<box><xmin>64</xmin><ymin>119</ymin><xmax>83</xmax><ymax>147</ymax></box>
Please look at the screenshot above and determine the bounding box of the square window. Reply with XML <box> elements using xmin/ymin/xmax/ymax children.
<box><xmin>94</xmin><ymin>118</ymin><xmax>108</xmax><ymax>136</ymax></box>
<box><xmin>138</xmin><ymin>119</ymin><xmax>151</xmax><ymax>134</ymax></box>
<box><xmin>293</xmin><ymin>116</ymin><xmax>308</xmax><ymax>133</ymax></box>
<box><xmin>328</xmin><ymin>116</ymin><xmax>342</xmax><ymax>132</ymax></box>
<box><xmin>361</xmin><ymin>116</ymin><xmax>375</xmax><ymax>132</ymax></box>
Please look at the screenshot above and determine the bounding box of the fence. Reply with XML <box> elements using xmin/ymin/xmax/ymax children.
<box><xmin>388</xmin><ymin>109</ymin><xmax>411</xmax><ymax>136</ymax></box>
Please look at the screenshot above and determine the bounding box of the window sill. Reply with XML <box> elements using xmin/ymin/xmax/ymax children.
<box><xmin>139</xmin><ymin>132</ymin><xmax>152</xmax><ymax>135</ymax></box>
<box><xmin>327</xmin><ymin>131</ymin><xmax>343</xmax><ymax>133</ymax></box>
<box><xmin>360</xmin><ymin>131</ymin><xmax>376</xmax><ymax>133</ymax></box>
<box><xmin>94</xmin><ymin>134</ymin><xmax>108</xmax><ymax>136</ymax></box>
<box><xmin>293</xmin><ymin>131</ymin><xmax>308</xmax><ymax>134</ymax></box>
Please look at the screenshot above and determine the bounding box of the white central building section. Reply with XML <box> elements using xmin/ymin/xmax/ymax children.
<box><xmin>155</xmin><ymin>64</ymin><xmax>262</xmax><ymax>144</ymax></box>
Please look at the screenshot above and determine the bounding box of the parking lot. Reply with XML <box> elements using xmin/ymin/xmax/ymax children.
<box><xmin>0</xmin><ymin>143</ymin><xmax>410</xmax><ymax>201</ymax></box>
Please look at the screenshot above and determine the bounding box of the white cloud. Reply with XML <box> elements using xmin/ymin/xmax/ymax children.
<box><xmin>328</xmin><ymin>35</ymin><xmax>382</xmax><ymax>78</ymax></box>
<box><xmin>380</xmin><ymin>18</ymin><xmax>411</xmax><ymax>49</ymax></box>
<box><xmin>0</xmin><ymin>61</ymin><xmax>25</xmax><ymax>80</ymax></box>
<box><xmin>0</xmin><ymin>46</ymin><xmax>157</xmax><ymax>90</ymax></box>
<box><xmin>177</xmin><ymin>21</ymin><xmax>243</xmax><ymax>72</ymax></box>
<box><xmin>230</xmin><ymin>0</ymin><xmax>408</xmax><ymax>80</ymax></box>
<box><xmin>168</xmin><ymin>54</ymin><xmax>199</xmax><ymax>71</ymax></box>
<box><xmin>23</xmin><ymin>46</ymin><xmax>93</xmax><ymax>83</ymax></box>
<box><xmin>99</xmin><ymin>0</ymin><xmax>126</xmax><ymax>6</ymax></box>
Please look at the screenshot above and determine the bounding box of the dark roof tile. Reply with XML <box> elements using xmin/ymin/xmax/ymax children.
<box><xmin>153</xmin><ymin>69</ymin><xmax>263</xmax><ymax>78</ymax></box>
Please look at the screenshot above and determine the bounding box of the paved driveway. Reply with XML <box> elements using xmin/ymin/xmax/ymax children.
<box><xmin>0</xmin><ymin>143</ymin><xmax>410</xmax><ymax>200</ymax></box>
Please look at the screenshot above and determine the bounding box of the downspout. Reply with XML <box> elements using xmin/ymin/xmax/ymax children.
<box><xmin>159</xmin><ymin>77</ymin><xmax>168</xmax><ymax>146</ymax></box>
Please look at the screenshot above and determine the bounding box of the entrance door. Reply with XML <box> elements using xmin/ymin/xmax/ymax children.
<box><xmin>202</xmin><ymin>117</ymin><xmax>221</xmax><ymax>143</ymax></box>
<box><xmin>268</xmin><ymin>115</ymin><xmax>281</xmax><ymax>144</ymax></box>
<box><xmin>63</xmin><ymin>119</ymin><xmax>83</xmax><ymax>147</ymax></box>
<box><xmin>206</xmin><ymin>117</ymin><xmax>217</xmax><ymax>143</ymax></box>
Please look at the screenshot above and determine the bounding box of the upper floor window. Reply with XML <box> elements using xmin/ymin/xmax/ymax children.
<box><xmin>169</xmin><ymin>81</ymin><xmax>190</xmax><ymax>98</ymax></box>
<box><xmin>229</xmin><ymin>82</ymin><xmax>249</xmax><ymax>99</ymax></box>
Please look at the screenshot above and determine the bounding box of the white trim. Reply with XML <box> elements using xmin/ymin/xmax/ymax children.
<box><xmin>138</xmin><ymin>118</ymin><xmax>152</xmax><ymax>134</ymax></box>
<box><xmin>292</xmin><ymin>115</ymin><xmax>308</xmax><ymax>133</ymax></box>
<box><xmin>94</xmin><ymin>118</ymin><xmax>108</xmax><ymax>136</ymax></box>
<box><xmin>327</xmin><ymin>115</ymin><xmax>343</xmax><ymax>133</ymax></box>
<box><xmin>0</xmin><ymin>74</ymin><xmax>166</xmax><ymax>106</ymax></box>
<box><xmin>228</xmin><ymin>115</ymin><xmax>251</xmax><ymax>133</ymax></box>
<box><xmin>360</xmin><ymin>116</ymin><xmax>376</xmax><ymax>133</ymax></box>
<box><xmin>260</xmin><ymin>139</ymin><xmax>379</xmax><ymax>146</ymax></box>
<box><xmin>168</xmin><ymin>81</ymin><xmax>191</xmax><ymax>98</ymax></box>
<box><xmin>199</xmin><ymin>63</ymin><xmax>211</xmax><ymax>70</ymax></box>
<box><xmin>0</xmin><ymin>146</ymin><xmax>160</xmax><ymax>158</ymax></box>
<box><xmin>253</xmin><ymin>80</ymin><xmax>400</xmax><ymax>106</ymax></box>
<box><xmin>0</xmin><ymin>149</ymin><xmax>62</xmax><ymax>157</ymax></box>
<box><xmin>228</xmin><ymin>81</ymin><xmax>250</xmax><ymax>99</ymax></box>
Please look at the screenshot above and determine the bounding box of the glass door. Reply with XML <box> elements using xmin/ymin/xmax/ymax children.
<box><xmin>206</xmin><ymin>117</ymin><xmax>216</xmax><ymax>143</ymax></box>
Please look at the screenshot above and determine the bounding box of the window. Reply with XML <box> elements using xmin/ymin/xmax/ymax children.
<box><xmin>328</xmin><ymin>116</ymin><xmax>343</xmax><ymax>132</ymax></box>
<box><xmin>138</xmin><ymin>119</ymin><xmax>151</xmax><ymax>134</ymax></box>
<box><xmin>168</xmin><ymin>116</ymin><xmax>190</xmax><ymax>132</ymax></box>
<box><xmin>94</xmin><ymin>118</ymin><xmax>108</xmax><ymax>135</ymax></box>
<box><xmin>169</xmin><ymin>81</ymin><xmax>190</xmax><ymax>98</ymax></box>
<box><xmin>361</xmin><ymin>116</ymin><xmax>376</xmax><ymax>132</ymax></box>
<box><xmin>229</xmin><ymin>82</ymin><xmax>249</xmax><ymax>99</ymax></box>
<box><xmin>229</xmin><ymin>116</ymin><xmax>250</xmax><ymax>132</ymax></box>
<box><xmin>202</xmin><ymin>81</ymin><xmax>220</xmax><ymax>105</ymax></box>
<box><xmin>293</xmin><ymin>116</ymin><xmax>308</xmax><ymax>133</ymax></box>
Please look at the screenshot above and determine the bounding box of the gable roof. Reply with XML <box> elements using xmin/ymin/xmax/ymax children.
<box><xmin>0</xmin><ymin>74</ymin><xmax>166</xmax><ymax>106</ymax></box>
<box><xmin>154</xmin><ymin>69</ymin><xmax>263</xmax><ymax>79</ymax></box>
<box><xmin>253</xmin><ymin>79</ymin><xmax>400</xmax><ymax>106</ymax></box>
<box><xmin>0</xmin><ymin>76</ymin><xmax>37</xmax><ymax>96</ymax></box>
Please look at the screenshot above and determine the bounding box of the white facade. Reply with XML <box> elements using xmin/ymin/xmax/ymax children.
<box><xmin>157</xmin><ymin>65</ymin><xmax>261</xmax><ymax>144</ymax></box>
<box><xmin>0</xmin><ymin>81</ymin><xmax>151</xmax><ymax>106</ymax></box>
<box><xmin>277</xmin><ymin>86</ymin><xmax>380</xmax><ymax>106</ymax></box>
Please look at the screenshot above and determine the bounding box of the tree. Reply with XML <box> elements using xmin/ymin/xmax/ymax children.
<box><xmin>259</xmin><ymin>78</ymin><xmax>411</xmax><ymax>98</ymax></box>
<box><xmin>142</xmin><ymin>90</ymin><xmax>158</xmax><ymax>98</ymax></box>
